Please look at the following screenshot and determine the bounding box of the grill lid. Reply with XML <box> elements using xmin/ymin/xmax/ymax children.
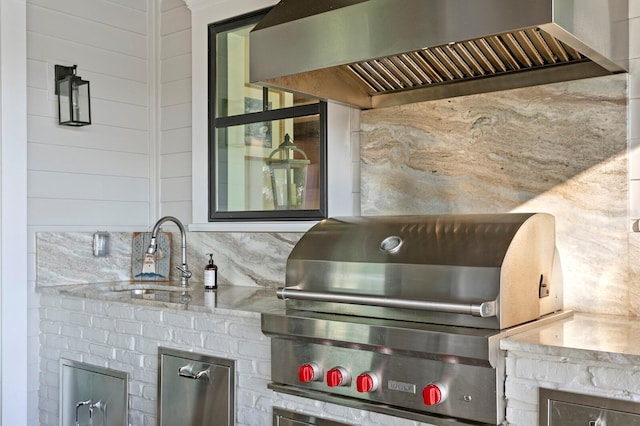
<box><xmin>250</xmin><ymin>0</ymin><xmax>628</xmax><ymax>109</ymax></box>
<box><xmin>279</xmin><ymin>213</ymin><xmax>563</xmax><ymax>329</ymax></box>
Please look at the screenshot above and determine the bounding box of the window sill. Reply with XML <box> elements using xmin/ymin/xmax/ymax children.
<box><xmin>188</xmin><ymin>221</ymin><xmax>319</xmax><ymax>233</ymax></box>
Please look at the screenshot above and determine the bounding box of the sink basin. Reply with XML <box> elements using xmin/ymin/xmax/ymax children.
<box><xmin>110</xmin><ymin>283</ymin><xmax>186</xmax><ymax>292</ymax></box>
<box><xmin>109</xmin><ymin>283</ymin><xmax>192</xmax><ymax>303</ymax></box>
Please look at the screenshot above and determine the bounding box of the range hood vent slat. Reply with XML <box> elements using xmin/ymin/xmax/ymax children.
<box><xmin>525</xmin><ymin>28</ymin><xmax>558</xmax><ymax>64</ymax></box>
<box><xmin>486</xmin><ymin>36</ymin><xmax>522</xmax><ymax>70</ymax></box>
<box><xmin>452</xmin><ymin>43</ymin><xmax>487</xmax><ymax>76</ymax></box>
<box><xmin>407</xmin><ymin>52</ymin><xmax>442</xmax><ymax>84</ymax></box>
<box><xmin>370</xmin><ymin>60</ymin><xmax>404</xmax><ymax>90</ymax></box>
<box><xmin>432</xmin><ymin>47</ymin><xmax>466</xmax><ymax>79</ymax></box>
<box><xmin>348</xmin><ymin>63</ymin><xmax>387</xmax><ymax>93</ymax></box>
<box><xmin>539</xmin><ymin>32</ymin><xmax>571</xmax><ymax>62</ymax></box>
<box><xmin>442</xmin><ymin>45</ymin><xmax>476</xmax><ymax>78</ymax></box>
<box><xmin>422</xmin><ymin>49</ymin><xmax>456</xmax><ymax>81</ymax></box>
<box><xmin>380</xmin><ymin>58</ymin><xmax>416</xmax><ymax>88</ymax></box>
<box><xmin>475</xmin><ymin>38</ymin><xmax>509</xmax><ymax>72</ymax></box>
<box><xmin>502</xmin><ymin>33</ymin><xmax>535</xmax><ymax>68</ymax></box>
<box><xmin>513</xmin><ymin>31</ymin><xmax>545</xmax><ymax>66</ymax></box>
<box><xmin>389</xmin><ymin>56</ymin><xmax>424</xmax><ymax>86</ymax></box>
<box><xmin>344</xmin><ymin>28</ymin><xmax>600</xmax><ymax>97</ymax></box>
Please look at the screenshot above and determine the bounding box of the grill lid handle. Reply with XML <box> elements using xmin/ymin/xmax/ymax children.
<box><xmin>276</xmin><ymin>288</ymin><xmax>497</xmax><ymax>318</ymax></box>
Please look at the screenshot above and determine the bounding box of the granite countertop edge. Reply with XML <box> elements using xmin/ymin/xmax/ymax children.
<box><xmin>39</xmin><ymin>282</ymin><xmax>640</xmax><ymax>363</ymax></box>
<box><xmin>500</xmin><ymin>312</ymin><xmax>640</xmax><ymax>365</ymax></box>
<box><xmin>37</xmin><ymin>281</ymin><xmax>286</xmax><ymax>318</ymax></box>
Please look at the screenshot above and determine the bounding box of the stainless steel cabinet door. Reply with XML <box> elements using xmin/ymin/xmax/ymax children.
<box><xmin>60</xmin><ymin>360</ymin><xmax>127</xmax><ymax>426</ymax></box>
<box><xmin>273</xmin><ymin>408</ymin><xmax>353</xmax><ymax>426</ymax></box>
<box><xmin>540</xmin><ymin>388</ymin><xmax>640</xmax><ymax>426</ymax></box>
<box><xmin>159</xmin><ymin>347</ymin><xmax>235</xmax><ymax>426</ymax></box>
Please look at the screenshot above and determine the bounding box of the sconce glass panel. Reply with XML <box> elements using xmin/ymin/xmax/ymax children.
<box><xmin>57</xmin><ymin>75</ymin><xmax>91</xmax><ymax>126</ymax></box>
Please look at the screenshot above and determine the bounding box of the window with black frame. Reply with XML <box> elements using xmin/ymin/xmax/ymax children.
<box><xmin>208</xmin><ymin>9</ymin><xmax>327</xmax><ymax>221</ymax></box>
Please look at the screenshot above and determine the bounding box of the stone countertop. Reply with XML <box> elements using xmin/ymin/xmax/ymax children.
<box><xmin>37</xmin><ymin>281</ymin><xmax>286</xmax><ymax>318</ymax></box>
<box><xmin>500</xmin><ymin>312</ymin><xmax>640</xmax><ymax>364</ymax></box>
<box><xmin>40</xmin><ymin>282</ymin><xmax>639</xmax><ymax>364</ymax></box>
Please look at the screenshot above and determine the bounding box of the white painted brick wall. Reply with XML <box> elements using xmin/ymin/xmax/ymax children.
<box><xmin>504</xmin><ymin>350</ymin><xmax>640</xmax><ymax>426</ymax></box>
<box><xmin>39</xmin><ymin>293</ymin><xmax>437</xmax><ymax>426</ymax></box>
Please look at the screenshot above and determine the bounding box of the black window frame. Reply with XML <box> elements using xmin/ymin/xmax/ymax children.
<box><xmin>207</xmin><ymin>9</ymin><xmax>328</xmax><ymax>222</ymax></box>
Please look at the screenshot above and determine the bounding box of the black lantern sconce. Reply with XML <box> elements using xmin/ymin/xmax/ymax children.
<box><xmin>266</xmin><ymin>134</ymin><xmax>310</xmax><ymax>210</ymax></box>
<box><xmin>55</xmin><ymin>64</ymin><xmax>91</xmax><ymax>126</ymax></box>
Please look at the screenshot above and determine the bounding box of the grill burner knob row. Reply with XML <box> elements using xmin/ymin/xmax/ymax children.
<box><xmin>356</xmin><ymin>372</ymin><xmax>379</xmax><ymax>393</ymax></box>
<box><xmin>298</xmin><ymin>363</ymin><xmax>322</xmax><ymax>383</ymax></box>
<box><xmin>422</xmin><ymin>383</ymin><xmax>447</xmax><ymax>406</ymax></box>
<box><xmin>326</xmin><ymin>367</ymin><xmax>350</xmax><ymax>387</ymax></box>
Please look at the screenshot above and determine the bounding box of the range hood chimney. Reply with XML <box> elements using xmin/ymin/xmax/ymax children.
<box><xmin>250</xmin><ymin>0</ymin><xmax>628</xmax><ymax>109</ymax></box>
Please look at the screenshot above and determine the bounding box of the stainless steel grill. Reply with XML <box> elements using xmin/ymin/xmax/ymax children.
<box><xmin>348</xmin><ymin>28</ymin><xmax>584</xmax><ymax>94</ymax></box>
<box><xmin>262</xmin><ymin>213</ymin><xmax>568</xmax><ymax>425</ymax></box>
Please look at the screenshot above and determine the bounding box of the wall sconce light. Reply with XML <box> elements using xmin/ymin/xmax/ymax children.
<box><xmin>266</xmin><ymin>134</ymin><xmax>310</xmax><ymax>210</ymax></box>
<box><xmin>55</xmin><ymin>64</ymin><xmax>91</xmax><ymax>126</ymax></box>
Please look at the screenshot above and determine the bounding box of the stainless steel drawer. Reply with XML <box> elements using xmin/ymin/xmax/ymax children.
<box><xmin>540</xmin><ymin>388</ymin><xmax>640</xmax><ymax>426</ymax></box>
<box><xmin>159</xmin><ymin>347</ymin><xmax>235</xmax><ymax>426</ymax></box>
<box><xmin>273</xmin><ymin>408</ymin><xmax>353</xmax><ymax>426</ymax></box>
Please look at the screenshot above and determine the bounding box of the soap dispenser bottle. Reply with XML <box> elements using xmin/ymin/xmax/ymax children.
<box><xmin>204</xmin><ymin>253</ymin><xmax>218</xmax><ymax>289</ymax></box>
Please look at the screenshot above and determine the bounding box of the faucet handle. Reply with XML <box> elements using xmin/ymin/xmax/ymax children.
<box><xmin>176</xmin><ymin>264</ymin><xmax>192</xmax><ymax>278</ymax></box>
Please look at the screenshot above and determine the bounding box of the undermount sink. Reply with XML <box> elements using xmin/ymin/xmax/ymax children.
<box><xmin>108</xmin><ymin>283</ymin><xmax>192</xmax><ymax>303</ymax></box>
<box><xmin>110</xmin><ymin>283</ymin><xmax>186</xmax><ymax>292</ymax></box>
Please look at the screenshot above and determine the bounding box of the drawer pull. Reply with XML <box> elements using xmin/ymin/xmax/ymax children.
<box><xmin>178</xmin><ymin>365</ymin><xmax>210</xmax><ymax>380</ymax></box>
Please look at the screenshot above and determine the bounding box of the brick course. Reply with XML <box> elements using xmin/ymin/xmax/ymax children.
<box><xmin>39</xmin><ymin>293</ymin><xmax>431</xmax><ymax>426</ymax></box>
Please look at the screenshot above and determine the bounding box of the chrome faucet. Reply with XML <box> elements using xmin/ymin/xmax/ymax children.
<box><xmin>147</xmin><ymin>216</ymin><xmax>192</xmax><ymax>286</ymax></box>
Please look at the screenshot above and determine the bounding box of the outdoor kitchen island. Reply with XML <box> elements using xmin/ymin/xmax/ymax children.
<box><xmin>38</xmin><ymin>282</ymin><xmax>640</xmax><ymax>426</ymax></box>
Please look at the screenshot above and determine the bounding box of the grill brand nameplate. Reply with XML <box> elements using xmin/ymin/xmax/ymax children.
<box><xmin>387</xmin><ymin>380</ymin><xmax>416</xmax><ymax>394</ymax></box>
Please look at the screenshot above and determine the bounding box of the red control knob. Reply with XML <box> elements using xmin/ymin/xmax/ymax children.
<box><xmin>298</xmin><ymin>363</ymin><xmax>321</xmax><ymax>383</ymax></box>
<box><xmin>356</xmin><ymin>372</ymin><xmax>379</xmax><ymax>393</ymax></box>
<box><xmin>422</xmin><ymin>383</ymin><xmax>447</xmax><ymax>406</ymax></box>
<box><xmin>326</xmin><ymin>367</ymin><xmax>349</xmax><ymax>387</ymax></box>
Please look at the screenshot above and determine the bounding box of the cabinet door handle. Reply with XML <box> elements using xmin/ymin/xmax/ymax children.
<box><xmin>178</xmin><ymin>365</ymin><xmax>210</xmax><ymax>380</ymax></box>
<box><xmin>75</xmin><ymin>400</ymin><xmax>91</xmax><ymax>426</ymax></box>
<box><xmin>89</xmin><ymin>401</ymin><xmax>104</xmax><ymax>426</ymax></box>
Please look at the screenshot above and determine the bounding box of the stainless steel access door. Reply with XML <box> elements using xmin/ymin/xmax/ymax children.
<box><xmin>159</xmin><ymin>347</ymin><xmax>235</xmax><ymax>426</ymax></box>
<box><xmin>60</xmin><ymin>360</ymin><xmax>128</xmax><ymax>426</ymax></box>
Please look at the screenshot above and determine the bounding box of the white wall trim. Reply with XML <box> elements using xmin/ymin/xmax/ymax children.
<box><xmin>0</xmin><ymin>0</ymin><xmax>28</xmax><ymax>423</ymax></box>
<box><xmin>148</xmin><ymin>0</ymin><xmax>161</xmax><ymax>224</ymax></box>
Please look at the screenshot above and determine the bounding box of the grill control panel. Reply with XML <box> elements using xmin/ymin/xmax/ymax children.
<box><xmin>271</xmin><ymin>338</ymin><xmax>500</xmax><ymax>425</ymax></box>
<box><xmin>300</xmin><ymin>363</ymin><xmax>448</xmax><ymax>405</ymax></box>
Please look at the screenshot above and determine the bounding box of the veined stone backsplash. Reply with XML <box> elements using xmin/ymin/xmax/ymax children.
<box><xmin>360</xmin><ymin>73</ymin><xmax>636</xmax><ymax>316</ymax></box>
<box><xmin>36</xmin><ymin>73</ymin><xmax>639</xmax><ymax>317</ymax></box>
<box><xmin>36</xmin><ymin>231</ymin><xmax>301</xmax><ymax>288</ymax></box>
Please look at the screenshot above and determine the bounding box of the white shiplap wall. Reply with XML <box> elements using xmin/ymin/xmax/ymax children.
<box><xmin>26</xmin><ymin>1</ymin><xmax>151</xmax><ymax>425</ymax></box>
<box><xmin>160</xmin><ymin>0</ymin><xmax>192</xmax><ymax>223</ymax></box>
<box><xmin>1</xmin><ymin>0</ymin><xmax>28</xmax><ymax>424</ymax></box>
<box><xmin>26</xmin><ymin>0</ymin><xmax>151</xmax><ymax>231</ymax></box>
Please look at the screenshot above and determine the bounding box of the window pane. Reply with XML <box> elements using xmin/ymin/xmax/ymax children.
<box><xmin>214</xmin><ymin>20</ymin><xmax>318</xmax><ymax>118</ymax></box>
<box><xmin>214</xmin><ymin>115</ymin><xmax>321</xmax><ymax>213</ymax></box>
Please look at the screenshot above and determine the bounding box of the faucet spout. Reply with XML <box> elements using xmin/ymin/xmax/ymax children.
<box><xmin>148</xmin><ymin>216</ymin><xmax>191</xmax><ymax>286</ymax></box>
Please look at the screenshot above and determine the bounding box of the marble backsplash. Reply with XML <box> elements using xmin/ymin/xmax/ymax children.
<box><xmin>360</xmin><ymin>74</ymin><xmax>635</xmax><ymax>316</ymax></box>
<box><xmin>36</xmin><ymin>73</ymin><xmax>638</xmax><ymax>317</ymax></box>
<box><xmin>36</xmin><ymin>231</ymin><xmax>301</xmax><ymax>288</ymax></box>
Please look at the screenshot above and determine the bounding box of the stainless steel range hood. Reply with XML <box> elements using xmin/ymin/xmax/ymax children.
<box><xmin>250</xmin><ymin>0</ymin><xmax>628</xmax><ymax>109</ymax></box>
